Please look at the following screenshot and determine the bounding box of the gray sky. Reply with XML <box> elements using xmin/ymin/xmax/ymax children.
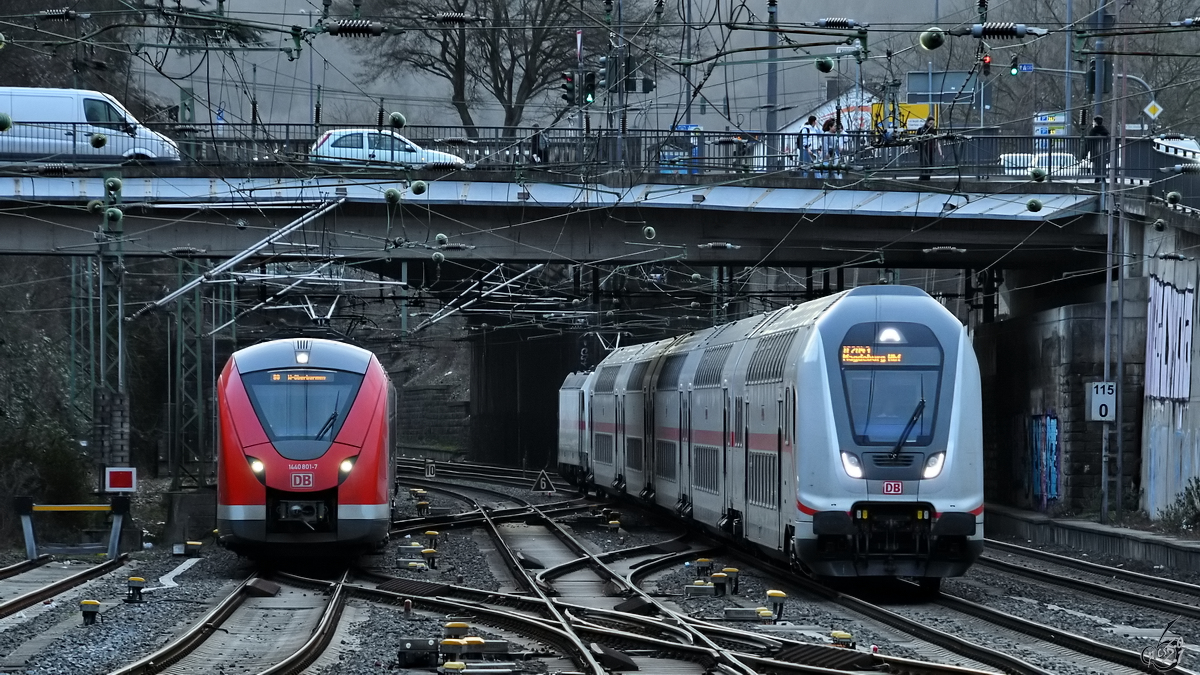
<box><xmin>135</xmin><ymin>0</ymin><xmax>978</xmax><ymax>130</ymax></box>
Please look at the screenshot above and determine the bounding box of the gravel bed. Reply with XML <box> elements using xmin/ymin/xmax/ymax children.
<box><xmin>314</xmin><ymin>602</ymin><xmax>543</xmax><ymax>675</ymax></box>
<box><xmin>11</xmin><ymin>546</ymin><xmax>249</xmax><ymax>675</ymax></box>
<box><xmin>651</xmin><ymin>558</ymin><xmax>926</xmax><ymax>662</ymax></box>
<box><xmin>947</xmin><ymin>564</ymin><xmax>1200</xmax><ymax>651</ymax></box>
<box><xmin>388</xmin><ymin>528</ymin><xmax>499</xmax><ymax>592</ymax></box>
<box><xmin>572</xmin><ymin>520</ymin><xmax>684</xmax><ymax>554</ymax></box>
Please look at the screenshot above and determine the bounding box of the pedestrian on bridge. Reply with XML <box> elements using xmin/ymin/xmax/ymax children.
<box><xmin>1085</xmin><ymin>116</ymin><xmax>1110</xmax><ymax>183</ymax></box>
<box><xmin>797</xmin><ymin>116</ymin><xmax>818</xmax><ymax>177</ymax></box>
<box><xmin>916</xmin><ymin>116</ymin><xmax>937</xmax><ymax>181</ymax></box>
<box><xmin>530</xmin><ymin>124</ymin><xmax>546</xmax><ymax>164</ymax></box>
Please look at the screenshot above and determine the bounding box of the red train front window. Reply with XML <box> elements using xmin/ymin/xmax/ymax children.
<box><xmin>241</xmin><ymin>369</ymin><xmax>363</xmax><ymax>460</ymax></box>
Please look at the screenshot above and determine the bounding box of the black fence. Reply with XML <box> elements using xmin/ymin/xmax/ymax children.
<box><xmin>0</xmin><ymin>119</ymin><xmax>1171</xmax><ymax>185</ymax></box>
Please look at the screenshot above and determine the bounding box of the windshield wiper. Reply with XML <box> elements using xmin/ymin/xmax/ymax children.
<box><xmin>890</xmin><ymin>398</ymin><xmax>925</xmax><ymax>458</ymax></box>
<box><xmin>315</xmin><ymin>392</ymin><xmax>341</xmax><ymax>440</ymax></box>
<box><xmin>314</xmin><ymin>410</ymin><xmax>338</xmax><ymax>440</ymax></box>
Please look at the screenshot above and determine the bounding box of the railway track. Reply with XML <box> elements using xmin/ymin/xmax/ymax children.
<box><xmin>386</xmin><ymin>469</ymin><xmax>1016</xmax><ymax>674</ymax></box>
<box><xmin>107</xmin><ymin>573</ymin><xmax>345</xmax><ymax>675</ymax></box>
<box><xmin>0</xmin><ymin>555</ymin><xmax>127</xmax><ymax>620</ymax></box>
<box><xmin>398</xmin><ymin>465</ymin><xmax>1195</xmax><ymax>673</ymax></box>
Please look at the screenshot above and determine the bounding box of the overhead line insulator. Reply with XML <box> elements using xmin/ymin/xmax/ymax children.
<box><xmin>38</xmin><ymin>8</ymin><xmax>78</xmax><ymax>20</ymax></box>
<box><xmin>970</xmin><ymin>22</ymin><xmax>1031</xmax><ymax>38</ymax></box>
<box><xmin>325</xmin><ymin>20</ymin><xmax>385</xmax><ymax>36</ymax></box>
<box><xmin>816</xmin><ymin>18</ymin><xmax>859</xmax><ymax>29</ymax></box>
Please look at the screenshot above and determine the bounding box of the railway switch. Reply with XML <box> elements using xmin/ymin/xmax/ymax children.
<box><xmin>80</xmin><ymin>599</ymin><xmax>100</xmax><ymax>625</ymax></box>
<box><xmin>462</xmin><ymin>636</ymin><xmax>485</xmax><ymax>659</ymax></box>
<box><xmin>767</xmin><ymin>589</ymin><xmax>787</xmax><ymax>622</ymax></box>
<box><xmin>831</xmin><ymin>630</ymin><xmax>856</xmax><ymax>648</ymax></box>
<box><xmin>125</xmin><ymin>577</ymin><xmax>145</xmax><ymax>603</ymax></box>
<box><xmin>396</xmin><ymin>637</ymin><xmax>438</xmax><ymax>667</ymax></box>
<box><xmin>710</xmin><ymin>572</ymin><xmax>728</xmax><ymax>596</ymax></box>
<box><xmin>440</xmin><ymin>639</ymin><xmax>466</xmax><ymax>661</ymax></box>
<box><xmin>722</xmin><ymin>567</ymin><xmax>740</xmax><ymax>594</ymax></box>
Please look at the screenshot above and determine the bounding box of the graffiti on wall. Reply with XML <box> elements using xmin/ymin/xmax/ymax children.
<box><xmin>1146</xmin><ymin>275</ymin><xmax>1194</xmax><ymax>401</ymax></box>
<box><xmin>1031</xmin><ymin>414</ymin><xmax>1060</xmax><ymax>510</ymax></box>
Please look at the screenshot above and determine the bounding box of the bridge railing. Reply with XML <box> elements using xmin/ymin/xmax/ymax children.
<box><xmin>0</xmin><ymin>119</ymin><xmax>1132</xmax><ymax>181</ymax></box>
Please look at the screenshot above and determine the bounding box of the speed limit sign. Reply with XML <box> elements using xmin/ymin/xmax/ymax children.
<box><xmin>1086</xmin><ymin>382</ymin><xmax>1116</xmax><ymax>422</ymax></box>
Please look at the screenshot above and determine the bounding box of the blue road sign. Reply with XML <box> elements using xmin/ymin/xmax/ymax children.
<box><xmin>1019</xmin><ymin>63</ymin><xmax>1035</xmax><ymax>73</ymax></box>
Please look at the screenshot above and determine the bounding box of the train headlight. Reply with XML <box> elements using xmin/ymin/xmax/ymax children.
<box><xmin>840</xmin><ymin>452</ymin><xmax>863</xmax><ymax>479</ymax></box>
<box><xmin>338</xmin><ymin>456</ymin><xmax>357</xmax><ymax>484</ymax></box>
<box><xmin>249</xmin><ymin>459</ymin><xmax>264</xmax><ymax>474</ymax></box>
<box><xmin>923</xmin><ymin>452</ymin><xmax>946</xmax><ymax>479</ymax></box>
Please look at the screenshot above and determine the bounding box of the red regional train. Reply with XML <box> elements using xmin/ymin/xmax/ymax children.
<box><xmin>216</xmin><ymin>338</ymin><xmax>395</xmax><ymax>554</ymax></box>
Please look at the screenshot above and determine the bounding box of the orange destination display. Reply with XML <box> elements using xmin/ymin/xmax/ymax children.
<box><xmin>841</xmin><ymin>346</ymin><xmax>903</xmax><ymax>364</ymax></box>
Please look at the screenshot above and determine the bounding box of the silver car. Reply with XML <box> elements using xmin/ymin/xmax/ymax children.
<box><xmin>310</xmin><ymin>128</ymin><xmax>465</xmax><ymax>168</ymax></box>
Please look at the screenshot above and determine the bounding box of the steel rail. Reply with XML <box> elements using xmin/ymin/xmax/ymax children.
<box><xmin>475</xmin><ymin>502</ymin><xmax>611</xmax><ymax>675</ymax></box>
<box><xmin>107</xmin><ymin>575</ymin><xmax>255</xmax><ymax>675</ymax></box>
<box><xmin>349</xmin><ymin>583</ymin><xmax>607</xmax><ymax>674</ymax></box>
<box><xmin>259</xmin><ymin>573</ymin><xmax>347</xmax><ymax>675</ymax></box>
<box><xmin>932</xmin><ymin>588</ymin><xmax>1198</xmax><ymax>675</ymax></box>
<box><xmin>529</xmin><ymin>506</ymin><xmax>761</xmax><ymax>675</ymax></box>
<box><xmin>977</xmin><ymin>553</ymin><xmax>1200</xmax><ymax>621</ymax></box>
<box><xmin>0</xmin><ymin>554</ymin><xmax>128</xmax><ymax>620</ymax></box>
<box><xmin>352</xmin><ymin>583</ymin><xmax>860</xmax><ymax>674</ymax></box>
<box><xmin>985</xmin><ymin>538</ymin><xmax>1200</xmax><ymax>597</ymax></box>
<box><xmin>0</xmin><ymin>555</ymin><xmax>51</xmax><ymax>580</ymax></box>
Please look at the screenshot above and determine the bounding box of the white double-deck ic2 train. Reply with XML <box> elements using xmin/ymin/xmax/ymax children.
<box><xmin>558</xmin><ymin>286</ymin><xmax>983</xmax><ymax>587</ymax></box>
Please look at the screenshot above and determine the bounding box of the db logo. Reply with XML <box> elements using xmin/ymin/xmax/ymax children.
<box><xmin>882</xmin><ymin>481</ymin><xmax>903</xmax><ymax>495</ymax></box>
<box><xmin>291</xmin><ymin>473</ymin><xmax>314</xmax><ymax>489</ymax></box>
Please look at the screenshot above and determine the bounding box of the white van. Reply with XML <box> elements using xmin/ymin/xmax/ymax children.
<box><xmin>0</xmin><ymin>87</ymin><xmax>179</xmax><ymax>164</ymax></box>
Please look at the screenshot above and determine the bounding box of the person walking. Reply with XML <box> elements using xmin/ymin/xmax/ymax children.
<box><xmin>916</xmin><ymin>116</ymin><xmax>937</xmax><ymax>180</ymax></box>
<box><xmin>820</xmin><ymin>119</ymin><xmax>840</xmax><ymax>179</ymax></box>
<box><xmin>1086</xmin><ymin>115</ymin><xmax>1110</xmax><ymax>183</ymax></box>
<box><xmin>530</xmin><ymin>124</ymin><xmax>546</xmax><ymax>164</ymax></box>
<box><xmin>797</xmin><ymin>116</ymin><xmax>819</xmax><ymax>177</ymax></box>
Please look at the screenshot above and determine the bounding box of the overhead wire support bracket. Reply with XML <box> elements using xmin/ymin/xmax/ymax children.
<box><xmin>129</xmin><ymin>198</ymin><xmax>346</xmax><ymax>321</ymax></box>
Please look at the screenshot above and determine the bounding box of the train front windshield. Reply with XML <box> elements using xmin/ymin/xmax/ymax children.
<box><xmin>242</xmin><ymin>369</ymin><xmax>363</xmax><ymax>459</ymax></box>
<box><xmin>839</xmin><ymin>323</ymin><xmax>943</xmax><ymax>446</ymax></box>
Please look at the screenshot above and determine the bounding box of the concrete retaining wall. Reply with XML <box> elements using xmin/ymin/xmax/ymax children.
<box><xmin>974</xmin><ymin>287</ymin><xmax>1146</xmax><ymax>513</ymax></box>
<box><xmin>397</xmin><ymin>385</ymin><xmax>470</xmax><ymax>454</ymax></box>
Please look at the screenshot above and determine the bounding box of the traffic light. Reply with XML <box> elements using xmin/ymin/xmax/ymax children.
<box><xmin>624</xmin><ymin>54</ymin><xmax>636</xmax><ymax>92</ymax></box>
<box><xmin>560</xmin><ymin>71</ymin><xmax>576</xmax><ymax>105</ymax></box>
<box><xmin>583</xmin><ymin>71</ymin><xmax>597</xmax><ymax>104</ymax></box>
<box><xmin>1085</xmin><ymin>58</ymin><xmax>1113</xmax><ymax>95</ymax></box>
<box><xmin>1009</xmin><ymin>54</ymin><xmax>1019</xmax><ymax>76</ymax></box>
<box><xmin>981</xmin><ymin>53</ymin><xmax>992</xmax><ymax>76</ymax></box>
<box><xmin>598</xmin><ymin>56</ymin><xmax>609</xmax><ymax>90</ymax></box>
<box><xmin>642</xmin><ymin>76</ymin><xmax>656</xmax><ymax>94</ymax></box>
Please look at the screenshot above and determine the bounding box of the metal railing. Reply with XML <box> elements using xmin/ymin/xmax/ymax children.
<box><xmin>0</xmin><ymin>119</ymin><xmax>1143</xmax><ymax>182</ymax></box>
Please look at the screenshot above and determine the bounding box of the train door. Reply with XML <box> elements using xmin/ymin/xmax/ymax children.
<box><xmin>644</xmin><ymin>389</ymin><xmax>655</xmax><ymax>489</ymax></box>
<box><xmin>681</xmin><ymin>389</ymin><xmax>692</xmax><ymax>516</ymax></box>
<box><xmin>616</xmin><ymin>393</ymin><xmax>625</xmax><ymax>490</ymax></box>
